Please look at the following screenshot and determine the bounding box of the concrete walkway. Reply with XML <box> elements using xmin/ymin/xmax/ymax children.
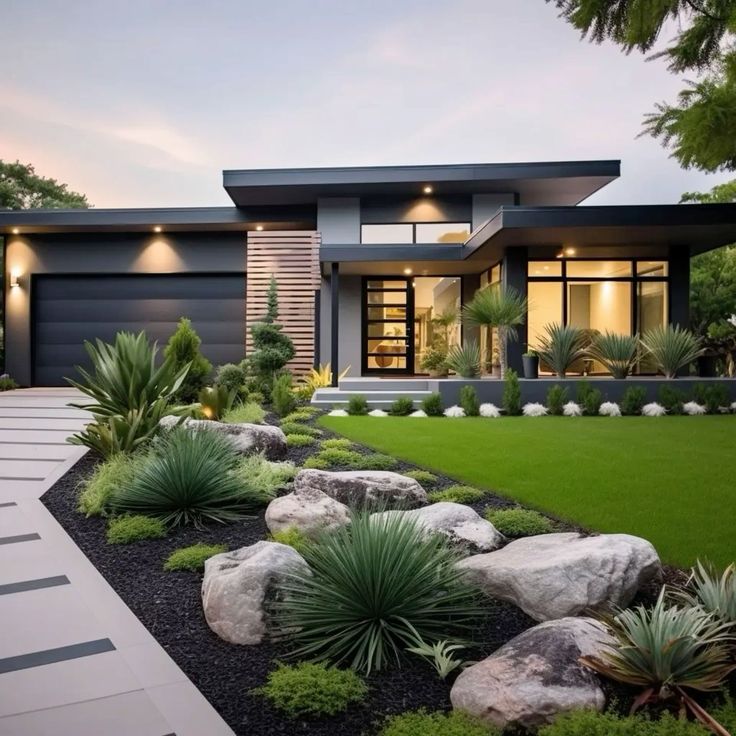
<box><xmin>0</xmin><ymin>388</ymin><xmax>234</xmax><ymax>736</ymax></box>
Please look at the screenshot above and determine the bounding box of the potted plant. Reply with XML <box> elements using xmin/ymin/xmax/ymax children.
<box><xmin>522</xmin><ymin>349</ymin><xmax>539</xmax><ymax>379</ymax></box>
<box><xmin>420</xmin><ymin>345</ymin><xmax>449</xmax><ymax>377</ymax></box>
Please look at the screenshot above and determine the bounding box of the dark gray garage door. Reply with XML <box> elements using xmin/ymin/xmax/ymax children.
<box><xmin>33</xmin><ymin>274</ymin><xmax>246</xmax><ymax>386</ymax></box>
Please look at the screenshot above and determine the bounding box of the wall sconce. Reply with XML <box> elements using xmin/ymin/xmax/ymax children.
<box><xmin>10</xmin><ymin>270</ymin><xmax>21</xmax><ymax>288</ymax></box>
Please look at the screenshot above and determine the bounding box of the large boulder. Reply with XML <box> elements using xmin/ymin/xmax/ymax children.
<box><xmin>160</xmin><ymin>416</ymin><xmax>287</xmax><ymax>459</ymax></box>
<box><xmin>374</xmin><ymin>502</ymin><xmax>504</xmax><ymax>553</ymax></box>
<box><xmin>457</xmin><ymin>532</ymin><xmax>660</xmax><ymax>621</ymax></box>
<box><xmin>201</xmin><ymin>541</ymin><xmax>309</xmax><ymax>645</ymax></box>
<box><xmin>294</xmin><ymin>469</ymin><xmax>427</xmax><ymax>508</ymax></box>
<box><xmin>265</xmin><ymin>486</ymin><xmax>351</xmax><ymax>539</ymax></box>
<box><xmin>451</xmin><ymin>617</ymin><xmax>615</xmax><ymax>730</ymax></box>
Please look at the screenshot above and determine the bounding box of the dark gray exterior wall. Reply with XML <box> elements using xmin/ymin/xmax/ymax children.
<box><xmin>501</xmin><ymin>247</ymin><xmax>529</xmax><ymax>374</ymax></box>
<box><xmin>5</xmin><ymin>231</ymin><xmax>245</xmax><ymax>385</ymax></box>
<box><xmin>319</xmin><ymin>272</ymin><xmax>361</xmax><ymax>377</ymax></box>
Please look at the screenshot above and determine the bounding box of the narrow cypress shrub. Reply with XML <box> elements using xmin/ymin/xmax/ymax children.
<box><xmin>546</xmin><ymin>384</ymin><xmax>568</xmax><ymax>416</ymax></box>
<box><xmin>459</xmin><ymin>385</ymin><xmax>480</xmax><ymax>416</ymax></box>
<box><xmin>502</xmin><ymin>369</ymin><xmax>521</xmax><ymax>415</ymax></box>
<box><xmin>164</xmin><ymin>318</ymin><xmax>212</xmax><ymax>403</ymax></box>
<box><xmin>421</xmin><ymin>392</ymin><xmax>444</xmax><ymax>417</ymax></box>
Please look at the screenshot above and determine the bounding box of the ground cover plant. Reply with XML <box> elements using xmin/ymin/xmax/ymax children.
<box><xmin>106</xmin><ymin>514</ymin><xmax>167</xmax><ymax>544</ymax></box>
<box><xmin>77</xmin><ymin>451</ymin><xmax>143</xmax><ymax>517</ymax></box>
<box><xmin>538</xmin><ymin>709</ymin><xmax>719</xmax><ymax>736</ymax></box>
<box><xmin>270</xmin><ymin>526</ymin><xmax>313</xmax><ymax>556</ymax></box>
<box><xmin>427</xmin><ymin>485</ymin><xmax>487</xmax><ymax>503</ymax></box>
<box><xmin>164</xmin><ymin>542</ymin><xmax>227</xmax><ymax>571</ymax></box>
<box><xmin>286</xmin><ymin>433</ymin><xmax>316</xmax><ymax>447</ymax></box>
<box><xmin>379</xmin><ymin>709</ymin><xmax>498</xmax><ymax>736</ymax></box>
<box><xmin>485</xmin><ymin>507</ymin><xmax>553</xmax><ymax>537</ymax></box>
<box><xmin>403</xmin><ymin>469</ymin><xmax>439</xmax><ymax>486</ymax></box>
<box><xmin>319</xmin><ymin>415</ymin><xmax>735</xmax><ymax>567</ymax></box>
<box><xmin>222</xmin><ymin>401</ymin><xmax>266</xmax><ymax>424</ymax></box>
<box><xmin>254</xmin><ymin>662</ymin><xmax>368</xmax><ymax>718</ymax></box>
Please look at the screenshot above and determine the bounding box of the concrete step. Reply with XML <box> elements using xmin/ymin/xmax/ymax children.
<box><xmin>312</xmin><ymin>387</ymin><xmax>432</xmax><ymax>407</ymax></box>
<box><xmin>338</xmin><ymin>378</ymin><xmax>431</xmax><ymax>391</ymax></box>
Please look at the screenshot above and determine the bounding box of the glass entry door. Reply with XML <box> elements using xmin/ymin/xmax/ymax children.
<box><xmin>362</xmin><ymin>278</ymin><xmax>414</xmax><ymax>374</ymax></box>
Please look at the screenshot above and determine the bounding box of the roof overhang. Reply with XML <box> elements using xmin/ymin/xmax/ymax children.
<box><xmin>224</xmin><ymin>160</ymin><xmax>620</xmax><ymax>207</ymax></box>
<box><xmin>0</xmin><ymin>206</ymin><xmax>315</xmax><ymax>235</ymax></box>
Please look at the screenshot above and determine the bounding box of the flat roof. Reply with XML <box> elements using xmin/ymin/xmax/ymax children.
<box><xmin>223</xmin><ymin>160</ymin><xmax>620</xmax><ymax>207</ymax></box>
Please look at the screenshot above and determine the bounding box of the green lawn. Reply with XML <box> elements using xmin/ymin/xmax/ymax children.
<box><xmin>319</xmin><ymin>415</ymin><xmax>736</xmax><ymax>569</ymax></box>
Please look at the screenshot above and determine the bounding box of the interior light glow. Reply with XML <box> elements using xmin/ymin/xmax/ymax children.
<box><xmin>565</xmin><ymin>247</ymin><xmax>576</xmax><ymax>256</ymax></box>
<box><xmin>422</xmin><ymin>185</ymin><xmax>433</xmax><ymax>195</ymax></box>
<box><xmin>255</xmin><ymin>225</ymin><xmax>264</xmax><ymax>231</ymax></box>
<box><xmin>153</xmin><ymin>226</ymin><xmax>162</xmax><ymax>233</ymax></box>
<box><xmin>11</xmin><ymin>228</ymin><xmax>19</xmax><ymax>235</ymax></box>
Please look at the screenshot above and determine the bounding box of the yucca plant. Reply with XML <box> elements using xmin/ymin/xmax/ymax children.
<box><xmin>462</xmin><ymin>286</ymin><xmax>527</xmax><ymax>377</ymax></box>
<box><xmin>678</xmin><ymin>561</ymin><xmax>736</xmax><ymax>627</ymax></box>
<box><xmin>446</xmin><ymin>340</ymin><xmax>481</xmax><ymax>378</ymax></box>
<box><xmin>581</xmin><ymin>589</ymin><xmax>735</xmax><ymax>734</ymax></box>
<box><xmin>273</xmin><ymin>511</ymin><xmax>483</xmax><ymax>674</ymax></box>
<box><xmin>535</xmin><ymin>323</ymin><xmax>588</xmax><ymax>377</ymax></box>
<box><xmin>640</xmin><ymin>325</ymin><xmax>704</xmax><ymax>379</ymax></box>
<box><xmin>587</xmin><ymin>331</ymin><xmax>639</xmax><ymax>379</ymax></box>
<box><xmin>405</xmin><ymin>632</ymin><xmax>466</xmax><ymax>680</ymax></box>
<box><xmin>67</xmin><ymin>331</ymin><xmax>189</xmax><ymax>416</ymax></box>
<box><xmin>109</xmin><ymin>427</ymin><xmax>256</xmax><ymax>527</ymax></box>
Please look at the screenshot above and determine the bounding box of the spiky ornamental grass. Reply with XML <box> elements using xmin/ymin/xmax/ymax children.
<box><xmin>640</xmin><ymin>325</ymin><xmax>704</xmax><ymax>379</ymax></box>
<box><xmin>110</xmin><ymin>427</ymin><xmax>255</xmax><ymax>527</ymax></box>
<box><xmin>563</xmin><ymin>401</ymin><xmax>582</xmax><ymax>416</ymax></box>
<box><xmin>581</xmin><ymin>589</ymin><xmax>735</xmax><ymax>727</ymax></box>
<box><xmin>536</xmin><ymin>323</ymin><xmax>588</xmax><ymax>377</ymax></box>
<box><xmin>522</xmin><ymin>402</ymin><xmax>548</xmax><ymax>417</ymax></box>
<box><xmin>446</xmin><ymin>341</ymin><xmax>482</xmax><ymax>378</ymax></box>
<box><xmin>479</xmin><ymin>403</ymin><xmax>501</xmax><ymax>418</ymax></box>
<box><xmin>679</xmin><ymin>561</ymin><xmax>736</xmax><ymax>627</ymax></box>
<box><xmin>273</xmin><ymin>511</ymin><xmax>483</xmax><ymax>675</ymax></box>
<box><xmin>587</xmin><ymin>331</ymin><xmax>639</xmax><ymax>379</ymax></box>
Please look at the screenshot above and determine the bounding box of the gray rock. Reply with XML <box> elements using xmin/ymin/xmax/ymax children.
<box><xmin>457</xmin><ymin>532</ymin><xmax>660</xmax><ymax>621</ymax></box>
<box><xmin>265</xmin><ymin>486</ymin><xmax>351</xmax><ymax>539</ymax></box>
<box><xmin>294</xmin><ymin>469</ymin><xmax>427</xmax><ymax>508</ymax></box>
<box><xmin>451</xmin><ymin>617</ymin><xmax>615</xmax><ymax>729</ymax></box>
<box><xmin>374</xmin><ymin>502</ymin><xmax>504</xmax><ymax>553</ymax></box>
<box><xmin>201</xmin><ymin>541</ymin><xmax>309</xmax><ymax>645</ymax></box>
<box><xmin>160</xmin><ymin>416</ymin><xmax>287</xmax><ymax>459</ymax></box>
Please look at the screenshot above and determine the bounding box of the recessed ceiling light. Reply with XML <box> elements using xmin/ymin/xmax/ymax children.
<box><xmin>422</xmin><ymin>185</ymin><xmax>433</xmax><ymax>195</ymax></box>
<box><xmin>255</xmin><ymin>225</ymin><xmax>264</xmax><ymax>231</ymax></box>
<box><xmin>403</xmin><ymin>267</ymin><xmax>413</xmax><ymax>275</ymax></box>
<box><xmin>565</xmin><ymin>247</ymin><xmax>576</xmax><ymax>256</ymax></box>
<box><xmin>11</xmin><ymin>228</ymin><xmax>19</xmax><ymax>235</ymax></box>
<box><xmin>153</xmin><ymin>226</ymin><xmax>162</xmax><ymax>233</ymax></box>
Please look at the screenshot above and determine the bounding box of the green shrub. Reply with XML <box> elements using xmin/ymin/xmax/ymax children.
<box><xmin>272</xmin><ymin>372</ymin><xmax>297</xmax><ymax>417</ymax></box>
<box><xmin>621</xmin><ymin>385</ymin><xmax>647</xmax><ymax>415</ymax></box>
<box><xmin>246</xmin><ymin>390</ymin><xmax>265</xmax><ymax>405</ymax></box>
<box><xmin>485</xmin><ymin>507</ymin><xmax>553</xmax><ymax>536</ymax></box>
<box><xmin>78</xmin><ymin>453</ymin><xmax>142</xmax><ymax>517</ymax></box>
<box><xmin>576</xmin><ymin>380</ymin><xmax>603</xmax><ymax>415</ymax></box>
<box><xmin>658</xmin><ymin>384</ymin><xmax>687</xmax><ymax>415</ymax></box>
<box><xmin>215</xmin><ymin>363</ymin><xmax>246</xmax><ymax>394</ymax></box>
<box><xmin>198</xmin><ymin>384</ymin><xmax>237</xmax><ymax>420</ymax></box>
<box><xmin>222</xmin><ymin>401</ymin><xmax>265</xmax><ymax>424</ymax></box>
<box><xmin>303</xmin><ymin>448</ymin><xmax>363</xmax><ymax>469</ymax></box>
<box><xmin>347</xmin><ymin>395</ymin><xmax>369</xmax><ymax>416</ymax></box>
<box><xmin>711</xmin><ymin>697</ymin><xmax>736</xmax><ymax>733</ymax></box>
<box><xmin>280</xmin><ymin>421</ymin><xmax>322</xmax><ymax>437</ymax></box>
<box><xmin>693</xmin><ymin>383</ymin><xmax>730</xmax><ymax>414</ymax></box>
<box><xmin>107</xmin><ymin>515</ymin><xmax>166</xmax><ymax>544</ymax></box>
<box><xmin>502</xmin><ymin>369</ymin><xmax>522</xmax><ymax>415</ymax></box>
<box><xmin>164</xmin><ymin>318</ymin><xmax>212</xmax><ymax>403</ymax></box>
<box><xmin>320</xmin><ymin>438</ymin><xmax>354</xmax><ymax>450</ymax></box>
<box><xmin>421</xmin><ymin>392</ymin><xmax>444</xmax><ymax>417</ymax></box>
<box><xmin>538</xmin><ymin>710</ymin><xmax>710</xmax><ymax>736</ymax></box>
<box><xmin>404</xmin><ymin>469</ymin><xmax>439</xmax><ymax>486</ymax></box>
<box><xmin>459</xmin><ymin>385</ymin><xmax>480</xmax><ymax>416</ymax></box>
<box><xmin>164</xmin><ymin>543</ymin><xmax>227</xmax><ymax>572</ymax></box>
<box><xmin>428</xmin><ymin>485</ymin><xmax>486</xmax><ymax>503</ymax></box>
<box><xmin>390</xmin><ymin>396</ymin><xmax>415</xmax><ymax>416</ymax></box>
<box><xmin>255</xmin><ymin>662</ymin><xmax>367</xmax><ymax>718</ymax></box>
<box><xmin>0</xmin><ymin>375</ymin><xmax>18</xmax><ymax>391</ymax></box>
<box><xmin>270</xmin><ymin>526</ymin><xmax>313</xmax><ymax>556</ymax></box>
<box><xmin>358</xmin><ymin>453</ymin><xmax>398</xmax><ymax>470</ymax></box>
<box><xmin>546</xmin><ymin>384</ymin><xmax>568</xmax><ymax>416</ymax></box>
<box><xmin>282</xmin><ymin>410</ymin><xmax>314</xmax><ymax>423</ymax></box>
<box><xmin>274</xmin><ymin>511</ymin><xmax>482</xmax><ymax>674</ymax></box>
<box><xmin>231</xmin><ymin>453</ymin><xmax>296</xmax><ymax>504</ymax></box>
<box><xmin>379</xmin><ymin>709</ymin><xmax>498</xmax><ymax>736</ymax></box>
<box><xmin>110</xmin><ymin>427</ymin><xmax>256</xmax><ymax>526</ymax></box>
<box><xmin>286</xmin><ymin>433</ymin><xmax>316</xmax><ymax>447</ymax></box>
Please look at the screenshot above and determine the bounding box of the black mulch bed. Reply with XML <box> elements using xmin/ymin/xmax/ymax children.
<box><xmin>41</xmin><ymin>412</ymin><xmax>678</xmax><ymax>735</ymax></box>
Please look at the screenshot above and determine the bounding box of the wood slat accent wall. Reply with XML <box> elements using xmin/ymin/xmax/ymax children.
<box><xmin>246</xmin><ymin>231</ymin><xmax>321</xmax><ymax>375</ymax></box>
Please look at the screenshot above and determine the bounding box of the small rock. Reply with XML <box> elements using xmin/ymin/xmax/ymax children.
<box><xmin>265</xmin><ymin>486</ymin><xmax>351</xmax><ymax>539</ymax></box>
<box><xmin>294</xmin><ymin>469</ymin><xmax>427</xmax><ymax>508</ymax></box>
<box><xmin>451</xmin><ymin>617</ymin><xmax>615</xmax><ymax>729</ymax></box>
<box><xmin>374</xmin><ymin>502</ymin><xmax>504</xmax><ymax>553</ymax></box>
<box><xmin>457</xmin><ymin>532</ymin><xmax>660</xmax><ymax>621</ymax></box>
<box><xmin>202</xmin><ymin>541</ymin><xmax>309</xmax><ymax>645</ymax></box>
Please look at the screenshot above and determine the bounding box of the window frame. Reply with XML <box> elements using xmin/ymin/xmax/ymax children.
<box><xmin>360</xmin><ymin>221</ymin><xmax>472</xmax><ymax>244</ymax></box>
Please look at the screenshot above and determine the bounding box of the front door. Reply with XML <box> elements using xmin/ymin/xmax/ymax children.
<box><xmin>362</xmin><ymin>277</ymin><xmax>414</xmax><ymax>374</ymax></box>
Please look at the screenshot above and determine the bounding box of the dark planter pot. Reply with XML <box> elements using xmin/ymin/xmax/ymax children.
<box><xmin>522</xmin><ymin>355</ymin><xmax>539</xmax><ymax>379</ymax></box>
<box><xmin>697</xmin><ymin>355</ymin><xmax>718</xmax><ymax>378</ymax></box>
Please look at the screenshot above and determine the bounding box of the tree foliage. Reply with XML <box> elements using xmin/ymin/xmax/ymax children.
<box><xmin>549</xmin><ymin>0</ymin><xmax>736</xmax><ymax>172</ymax></box>
<box><xmin>0</xmin><ymin>160</ymin><xmax>89</xmax><ymax>209</ymax></box>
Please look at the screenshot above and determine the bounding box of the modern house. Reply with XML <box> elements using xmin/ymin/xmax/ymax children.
<box><xmin>2</xmin><ymin>160</ymin><xmax>736</xmax><ymax>399</ymax></box>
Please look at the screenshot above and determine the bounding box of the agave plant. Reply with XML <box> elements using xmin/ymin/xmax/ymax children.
<box><xmin>640</xmin><ymin>325</ymin><xmax>703</xmax><ymax>379</ymax></box>
<box><xmin>446</xmin><ymin>340</ymin><xmax>481</xmax><ymax>378</ymax></box>
<box><xmin>273</xmin><ymin>510</ymin><xmax>483</xmax><ymax>674</ymax></box>
<box><xmin>678</xmin><ymin>561</ymin><xmax>736</xmax><ymax>627</ymax></box>
<box><xmin>109</xmin><ymin>427</ymin><xmax>258</xmax><ymax>527</ymax></box>
<box><xmin>587</xmin><ymin>331</ymin><xmax>639</xmax><ymax>379</ymax></box>
<box><xmin>405</xmin><ymin>631</ymin><xmax>467</xmax><ymax>680</ymax></box>
<box><xmin>535</xmin><ymin>323</ymin><xmax>588</xmax><ymax>377</ymax></box>
<box><xmin>462</xmin><ymin>286</ymin><xmax>527</xmax><ymax>377</ymax></box>
<box><xmin>581</xmin><ymin>589</ymin><xmax>735</xmax><ymax>734</ymax></box>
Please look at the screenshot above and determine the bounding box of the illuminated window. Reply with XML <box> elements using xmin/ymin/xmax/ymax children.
<box><xmin>361</xmin><ymin>224</ymin><xmax>413</xmax><ymax>244</ymax></box>
<box><xmin>637</xmin><ymin>261</ymin><xmax>668</xmax><ymax>277</ymax></box>
<box><xmin>528</xmin><ymin>261</ymin><xmax>562</xmax><ymax>277</ymax></box>
<box><xmin>415</xmin><ymin>223</ymin><xmax>470</xmax><ymax>243</ymax></box>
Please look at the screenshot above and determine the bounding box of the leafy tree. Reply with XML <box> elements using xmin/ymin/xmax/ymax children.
<box><xmin>0</xmin><ymin>160</ymin><xmax>89</xmax><ymax>209</ymax></box>
<box><xmin>549</xmin><ymin>0</ymin><xmax>736</xmax><ymax>172</ymax></box>
<box><xmin>164</xmin><ymin>318</ymin><xmax>212</xmax><ymax>403</ymax></box>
